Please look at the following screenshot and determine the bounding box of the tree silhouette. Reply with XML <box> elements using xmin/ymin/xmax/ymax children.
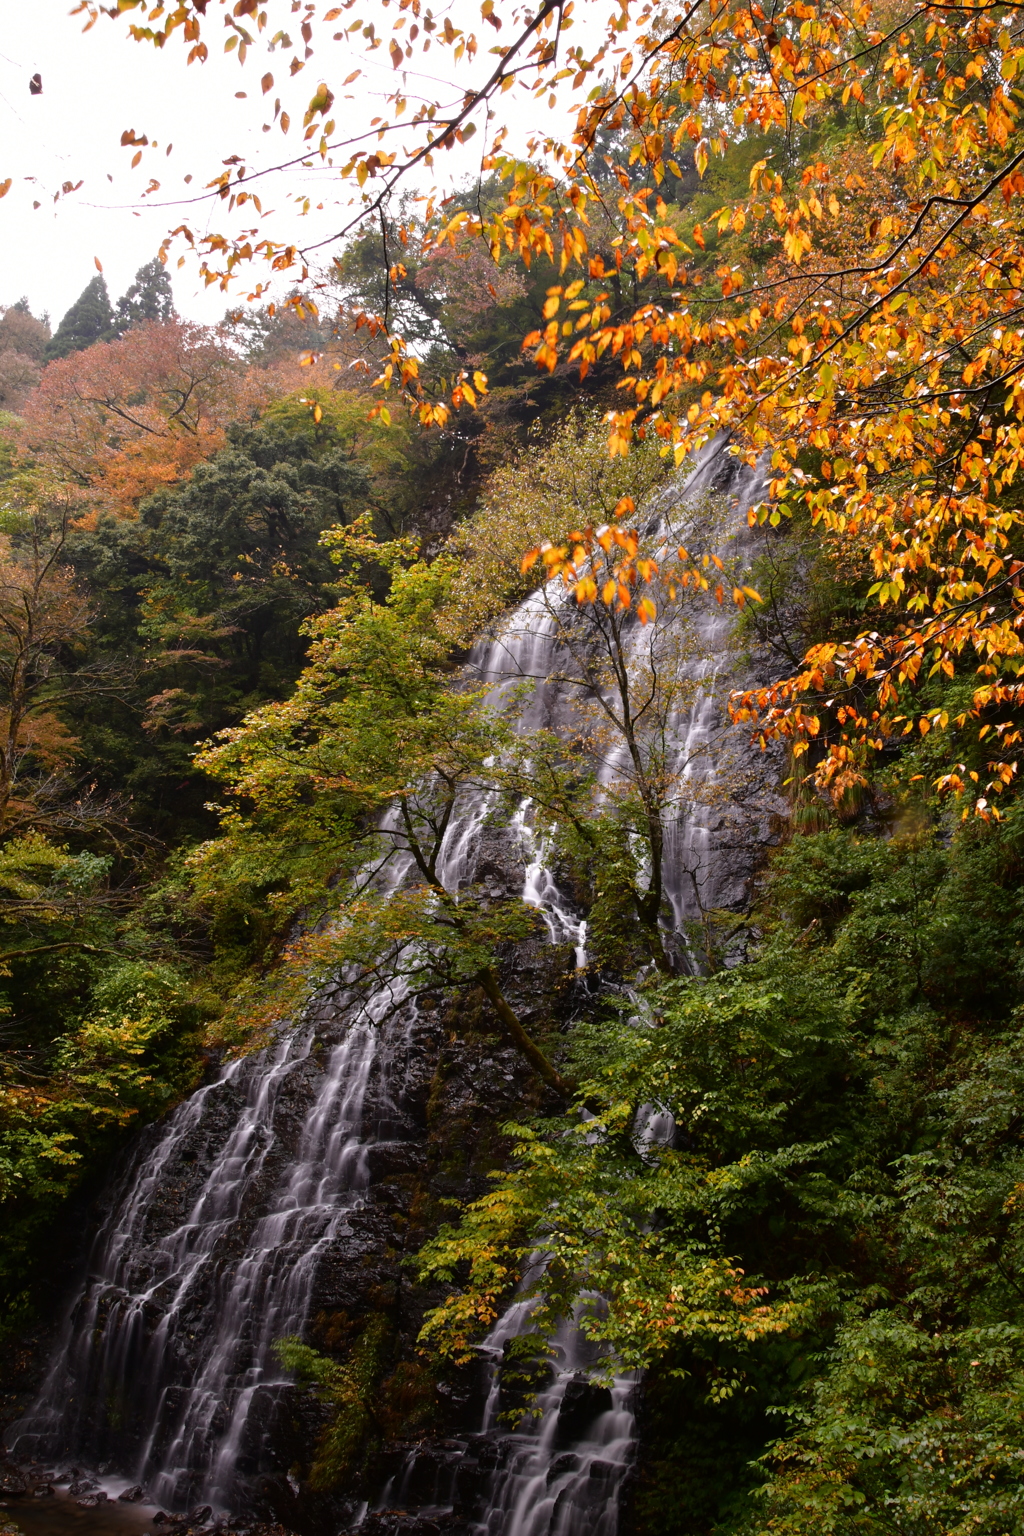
<box><xmin>113</xmin><ymin>258</ymin><xmax>174</xmax><ymax>336</ymax></box>
<box><xmin>45</xmin><ymin>276</ymin><xmax>114</xmax><ymax>363</ymax></box>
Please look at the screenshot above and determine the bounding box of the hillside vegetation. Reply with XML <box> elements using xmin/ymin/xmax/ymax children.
<box><xmin>6</xmin><ymin>3</ymin><xmax>1024</xmax><ymax>1525</ymax></box>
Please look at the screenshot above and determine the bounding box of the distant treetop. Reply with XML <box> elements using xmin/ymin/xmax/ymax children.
<box><xmin>45</xmin><ymin>275</ymin><xmax>115</xmax><ymax>363</ymax></box>
<box><xmin>114</xmin><ymin>259</ymin><xmax>175</xmax><ymax>335</ymax></box>
<box><xmin>44</xmin><ymin>260</ymin><xmax>176</xmax><ymax>364</ymax></box>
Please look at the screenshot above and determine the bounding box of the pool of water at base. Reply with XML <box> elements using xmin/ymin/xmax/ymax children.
<box><xmin>0</xmin><ymin>1490</ymin><xmax>160</xmax><ymax>1536</ymax></box>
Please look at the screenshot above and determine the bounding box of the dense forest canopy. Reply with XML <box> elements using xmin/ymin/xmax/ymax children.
<box><xmin>52</xmin><ymin>0</ymin><xmax>1024</xmax><ymax>815</ymax></box>
<box><xmin>1</xmin><ymin>4</ymin><xmax>1024</xmax><ymax>1534</ymax></box>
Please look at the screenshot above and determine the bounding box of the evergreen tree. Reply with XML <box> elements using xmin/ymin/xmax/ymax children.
<box><xmin>44</xmin><ymin>275</ymin><xmax>115</xmax><ymax>362</ymax></box>
<box><xmin>113</xmin><ymin>258</ymin><xmax>174</xmax><ymax>336</ymax></box>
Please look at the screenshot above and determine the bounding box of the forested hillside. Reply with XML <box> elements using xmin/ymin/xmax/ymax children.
<box><xmin>2</xmin><ymin>2</ymin><xmax>1024</xmax><ymax>1533</ymax></box>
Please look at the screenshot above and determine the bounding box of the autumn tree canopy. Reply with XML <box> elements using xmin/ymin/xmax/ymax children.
<box><xmin>48</xmin><ymin>0</ymin><xmax>1024</xmax><ymax>818</ymax></box>
<box><xmin>20</xmin><ymin>316</ymin><xmax>270</xmax><ymax>516</ymax></box>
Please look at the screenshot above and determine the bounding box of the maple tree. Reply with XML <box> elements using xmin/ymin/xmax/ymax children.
<box><xmin>0</xmin><ymin>475</ymin><xmax>102</xmax><ymax>842</ymax></box>
<box><xmin>19</xmin><ymin>317</ymin><xmax>270</xmax><ymax>517</ymax></box>
<box><xmin>0</xmin><ymin>301</ymin><xmax>49</xmax><ymax>413</ymax></box>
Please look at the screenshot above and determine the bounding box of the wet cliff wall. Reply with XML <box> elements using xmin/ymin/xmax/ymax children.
<box><xmin>2</xmin><ymin>445</ymin><xmax>779</xmax><ymax>1536</ymax></box>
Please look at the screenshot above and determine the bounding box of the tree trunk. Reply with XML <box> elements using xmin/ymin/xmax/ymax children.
<box><xmin>476</xmin><ymin>965</ymin><xmax>574</xmax><ymax>1099</ymax></box>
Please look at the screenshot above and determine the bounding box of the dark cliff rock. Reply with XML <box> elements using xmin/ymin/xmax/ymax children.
<box><xmin>5</xmin><ymin>826</ymin><xmax>589</xmax><ymax>1536</ymax></box>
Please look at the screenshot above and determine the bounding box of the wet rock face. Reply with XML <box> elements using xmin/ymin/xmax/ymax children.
<box><xmin>361</xmin><ymin>1517</ymin><xmax>468</xmax><ymax>1536</ymax></box>
<box><xmin>0</xmin><ymin>1466</ymin><xmax>29</xmax><ymax>1496</ymax></box>
<box><xmin>6</xmin><ymin>450</ymin><xmax>779</xmax><ymax>1536</ymax></box>
<box><xmin>6</xmin><ymin>871</ymin><xmax>580</xmax><ymax>1536</ymax></box>
<box><xmin>555</xmin><ymin>1378</ymin><xmax>615</xmax><ymax>1448</ymax></box>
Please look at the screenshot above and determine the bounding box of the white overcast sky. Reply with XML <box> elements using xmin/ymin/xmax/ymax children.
<box><xmin>0</xmin><ymin>0</ymin><xmax>605</xmax><ymax>329</ymax></box>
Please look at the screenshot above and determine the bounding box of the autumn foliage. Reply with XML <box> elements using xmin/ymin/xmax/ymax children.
<box><xmin>18</xmin><ymin>317</ymin><xmax>270</xmax><ymax>517</ymax></box>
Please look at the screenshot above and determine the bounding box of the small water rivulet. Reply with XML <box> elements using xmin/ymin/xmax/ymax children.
<box><xmin>8</xmin><ymin>441</ymin><xmax>770</xmax><ymax>1531</ymax></box>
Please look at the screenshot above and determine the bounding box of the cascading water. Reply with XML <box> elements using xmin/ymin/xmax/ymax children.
<box><xmin>367</xmin><ymin>439</ymin><xmax>772</xmax><ymax>1536</ymax></box>
<box><xmin>8</xmin><ymin>440</ymin><xmax>769</xmax><ymax>1533</ymax></box>
<box><xmin>9</xmin><ymin>983</ymin><xmax>409</xmax><ymax>1511</ymax></box>
<box><xmin>470</xmin><ymin>1302</ymin><xmax>636</xmax><ymax>1536</ymax></box>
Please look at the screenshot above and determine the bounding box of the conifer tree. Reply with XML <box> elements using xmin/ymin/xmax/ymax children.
<box><xmin>44</xmin><ymin>276</ymin><xmax>115</xmax><ymax>362</ymax></box>
<box><xmin>113</xmin><ymin>258</ymin><xmax>174</xmax><ymax>336</ymax></box>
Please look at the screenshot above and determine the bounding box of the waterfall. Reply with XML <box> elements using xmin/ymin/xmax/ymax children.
<box><xmin>8</xmin><ymin>441</ymin><xmax>768</xmax><ymax>1531</ymax></box>
<box><xmin>470</xmin><ymin>1301</ymin><xmax>636</xmax><ymax>1536</ymax></box>
<box><xmin>361</xmin><ymin>440</ymin><xmax>770</xmax><ymax>1536</ymax></box>
<box><xmin>8</xmin><ymin>991</ymin><xmax>411</xmax><ymax>1511</ymax></box>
